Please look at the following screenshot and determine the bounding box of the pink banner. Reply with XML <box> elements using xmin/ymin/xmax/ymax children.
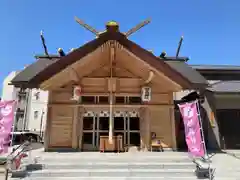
<box><xmin>0</xmin><ymin>100</ymin><xmax>16</xmax><ymax>154</ymax></box>
<box><xmin>178</xmin><ymin>101</ymin><xmax>205</xmax><ymax>157</ymax></box>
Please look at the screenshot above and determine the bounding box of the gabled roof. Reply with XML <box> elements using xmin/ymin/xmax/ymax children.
<box><xmin>208</xmin><ymin>81</ymin><xmax>240</xmax><ymax>93</ymax></box>
<box><xmin>11</xmin><ymin>31</ymin><xmax>207</xmax><ymax>89</ymax></box>
<box><xmin>165</xmin><ymin>61</ymin><xmax>207</xmax><ymax>87</ymax></box>
<box><xmin>11</xmin><ymin>57</ymin><xmax>59</xmax><ymax>88</ymax></box>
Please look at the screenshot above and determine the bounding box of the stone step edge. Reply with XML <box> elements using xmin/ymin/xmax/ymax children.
<box><xmin>24</xmin><ymin>162</ymin><xmax>195</xmax><ymax>166</ymax></box>
<box><xmin>31</xmin><ymin>153</ymin><xmax>191</xmax><ymax>156</ymax></box>
<box><xmin>11</xmin><ymin>177</ymin><xmax>199</xmax><ymax>180</ymax></box>
<box><xmin>25</xmin><ymin>169</ymin><xmax>196</xmax><ymax>173</ymax></box>
<box><xmin>12</xmin><ymin>177</ymin><xmax>199</xmax><ymax>180</ymax></box>
<box><xmin>37</xmin><ymin>157</ymin><xmax>192</xmax><ymax>159</ymax></box>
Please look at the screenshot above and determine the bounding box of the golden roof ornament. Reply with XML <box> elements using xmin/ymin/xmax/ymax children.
<box><xmin>106</xmin><ymin>21</ymin><xmax>118</xmax><ymax>26</ymax></box>
<box><xmin>106</xmin><ymin>21</ymin><xmax>119</xmax><ymax>32</ymax></box>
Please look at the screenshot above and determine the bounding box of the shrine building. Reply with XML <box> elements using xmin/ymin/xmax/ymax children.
<box><xmin>10</xmin><ymin>20</ymin><xmax>240</xmax><ymax>152</ymax></box>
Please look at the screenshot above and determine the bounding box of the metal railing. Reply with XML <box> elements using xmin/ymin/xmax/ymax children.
<box><xmin>193</xmin><ymin>158</ymin><xmax>215</xmax><ymax>180</ymax></box>
<box><xmin>4</xmin><ymin>141</ymin><xmax>32</xmax><ymax>180</ymax></box>
<box><xmin>7</xmin><ymin>141</ymin><xmax>30</xmax><ymax>162</ymax></box>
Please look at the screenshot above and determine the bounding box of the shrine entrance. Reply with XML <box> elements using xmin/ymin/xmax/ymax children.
<box><xmin>82</xmin><ymin>110</ymin><xmax>140</xmax><ymax>151</ymax></box>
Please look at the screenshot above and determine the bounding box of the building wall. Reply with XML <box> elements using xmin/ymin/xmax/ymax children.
<box><xmin>2</xmin><ymin>71</ymin><xmax>48</xmax><ymax>133</ymax></box>
<box><xmin>2</xmin><ymin>71</ymin><xmax>19</xmax><ymax>101</ymax></box>
<box><xmin>173</xmin><ymin>79</ymin><xmax>240</xmax><ymax>150</ymax></box>
<box><xmin>201</xmin><ymin>91</ymin><xmax>221</xmax><ymax>150</ymax></box>
<box><xmin>173</xmin><ymin>85</ymin><xmax>222</xmax><ymax>150</ymax></box>
<box><xmin>173</xmin><ymin>90</ymin><xmax>195</xmax><ymax>101</ymax></box>
<box><xmin>45</xmin><ymin>80</ymin><xmax>177</xmax><ymax>151</ymax></box>
<box><xmin>25</xmin><ymin>89</ymin><xmax>48</xmax><ymax>133</ymax></box>
<box><xmin>16</xmin><ymin>88</ymin><xmax>30</xmax><ymax>131</ymax></box>
<box><xmin>215</xmin><ymin>94</ymin><xmax>240</xmax><ymax>109</ymax></box>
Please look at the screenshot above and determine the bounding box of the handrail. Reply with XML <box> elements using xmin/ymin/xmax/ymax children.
<box><xmin>4</xmin><ymin>141</ymin><xmax>32</xmax><ymax>180</ymax></box>
<box><xmin>9</xmin><ymin>143</ymin><xmax>31</xmax><ymax>162</ymax></box>
<box><xmin>7</xmin><ymin>141</ymin><xmax>30</xmax><ymax>160</ymax></box>
<box><xmin>192</xmin><ymin>158</ymin><xmax>215</xmax><ymax>180</ymax></box>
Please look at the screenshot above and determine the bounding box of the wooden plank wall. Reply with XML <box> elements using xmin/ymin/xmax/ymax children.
<box><xmin>46</xmin><ymin>79</ymin><xmax>176</xmax><ymax>150</ymax></box>
<box><xmin>49</xmin><ymin>106</ymin><xmax>73</xmax><ymax>147</ymax></box>
<box><xmin>48</xmin><ymin>89</ymin><xmax>75</xmax><ymax>148</ymax></box>
<box><xmin>149</xmin><ymin>107</ymin><xmax>173</xmax><ymax>147</ymax></box>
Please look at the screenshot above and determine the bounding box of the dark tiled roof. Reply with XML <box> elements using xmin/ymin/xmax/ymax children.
<box><xmin>191</xmin><ymin>64</ymin><xmax>240</xmax><ymax>71</ymax></box>
<box><xmin>166</xmin><ymin>61</ymin><xmax>208</xmax><ymax>87</ymax></box>
<box><xmin>208</xmin><ymin>81</ymin><xmax>240</xmax><ymax>93</ymax></box>
<box><xmin>11</xmin><ymin>57</ymin><xmax>59</xmax><ymax>87</ymax></box>
<box><xmin>161</xmin><ymin>56</ymin><xmax>189</xmax><ymax>62</ymax></box>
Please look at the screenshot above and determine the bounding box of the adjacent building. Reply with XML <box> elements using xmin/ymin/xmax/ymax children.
<box><xmin>2</xmin><ymin>71</ymin><xmax>19</xmax><ymax>101</ymax></box>
<box><xmin>2</xmin><ymin>71</ymin><xmax>48</xmax><ymax>134</ymax></box>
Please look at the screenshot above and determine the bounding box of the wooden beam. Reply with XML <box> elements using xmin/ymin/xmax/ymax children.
<box><xmin>80</xmin><ymin>77</ymin><xmax>142</xmax><ymax>86</ymax></box>
<box><xmin>110</xmin><ymin>40</ymin><xmax>117</xmax><ymax>77</ymax></box>
<box><xmin>40</xmin><ymin>72</ymin><xmax>70</xmax><ymax>90</ymax></box>
<box><xmin>40</xmin><ymin>47</ymin><xmax>103</xmax><ymax>90</ymax></box>
<box><xmin>121</xmin><ymin>47</ymin><xmax>182</xmax><ymax>91</ymax></box>
<box><xmin>50</xmin><ymin>90</ymin><xmax>169</xmax><ymax>97</ymax></box>
<box><xmin>68</xmin><ymin>67</ymin><xmax>81</xmax><ymax>83</ymax></box>
<box><xmin>48</xmin><ymin>104</ymin><xmax>174</xmax><ymax>108</ymax></box>
<box><xmin>145</xmin><ymin>71</ymin><xmax>154</xmax><ymax>84</ymax></box>
<box><xmin>85</xmin><ymin>62</ymin><xmax>109</xmax><ymax>77</ymax></box>
<box><xmin>41</xmin><ymin>68</ymin><xmax>81</xmax><ymax>90</ymax></box>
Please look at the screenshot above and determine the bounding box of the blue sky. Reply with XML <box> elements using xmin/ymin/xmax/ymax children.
<box><xmin>0</xmin><ymin>0</ymin><xmax>240</xmax><ymax>93</ymax></box>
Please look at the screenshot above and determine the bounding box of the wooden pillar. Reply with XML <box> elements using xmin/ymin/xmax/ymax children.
<box><xmin>146</xmin><ymin>108</ymin><xmax>151</xmax><ymax>150</ymax></box>
<box><xmin>78</xmin><ymin>107</ymin><xmax>84</xmax><ymax>151</ymax></box>
<box><xmin>141</xmin><ymin>107</ymin><xmax>151</xmax><ymax>151</ymax></box>
<box><xmin>139</xmin><ymin>108</ymin><xmax>145</xmax><ymax>150</ymax></box>
<box><xmin>140</xmin><ymin>107</ymin><xmax>150</xmax><ymax>151</ymax></box>
<box><xmin>169</xmin><ymin>106</ymin><xmax>177</xmax><ymax>150</ymax></box>
<box><xmin>44</xmin><ymin>106</ymin><xmax>51</xmax><ymax>151</ymax></box>
<box><xmin>72</xmin><ymin>106</ymin><xmax>79</xmax><ymax>149</ymax></box>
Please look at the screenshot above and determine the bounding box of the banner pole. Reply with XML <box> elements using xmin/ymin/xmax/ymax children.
<box><xmin>196</xmin><ymin>100</ymin><xmax>207</xmax><ymax>157</ymax></box>
<box><xmin>196</xmin><ymin>100</ymin><xmax>212</xmax><ymax>180</ymax></box>
<box><xmin>10</xmin><ymin>101</ymin><xmax>17</xmax><ymax>148</ymax></box>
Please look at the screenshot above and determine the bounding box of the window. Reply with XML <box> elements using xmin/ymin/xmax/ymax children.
<box><xmin>115</xmin><ymin>96</ymin><xmax>125</xmax><ymax>104</ymax></box>
<box><xmin>128</xmin><ymin>96</ymin><xmax>142</xmax><ymax>104</ymax></box>
<box><xmin>34</xmin><ymin>111</ymin><xmax>39</xmax><ymax>119</ymax></box>
<box><xmin>18</xmin><ymin>91</ymin><xmax>26</xmax><ymax>102</ymax></box>
<box><xmin>98</xmin><ymin>96</ymin><xmax>109</xmax><ymax>104</ymax></box>
<box><xmin>81</xmin><ymin>96</ymin><xmax>96</xmax><ymax>104</ymax></box>
<box><xmin>16</xmin><ymin>108</ymin><xmax>24</xmax><ymax>118</ymax></box>
<box><xmin>34</xmin><ymin>92</ymin><xmax>40</xmax><ymax>100</ymax></box>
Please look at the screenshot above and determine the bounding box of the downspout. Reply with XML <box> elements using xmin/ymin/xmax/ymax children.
<box><xmin>23</xmin><ymin>89</ymin><xmax>31</xmax><ymax>131</ymax></box>
<box><xmin>39</xmin><ymin>109</ymin><xmax>45</xmax><ymax>139</ymax></box>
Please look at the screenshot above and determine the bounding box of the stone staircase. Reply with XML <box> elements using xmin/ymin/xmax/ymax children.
<box><xmin>7</xmin><ymin>150</ymin><xmax>217</xmax><ymax>180</ymax></box>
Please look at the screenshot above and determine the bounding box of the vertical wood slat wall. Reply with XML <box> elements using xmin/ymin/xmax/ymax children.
<box><xmin>45</xmin><ymin>85</ymin><xmax>177</xmax><ymax>150</ymax></box>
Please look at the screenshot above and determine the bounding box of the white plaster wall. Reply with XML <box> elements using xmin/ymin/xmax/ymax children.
<box><xmin>1</xmin><ymin>71</ymin><xmax>19</xmax><ymax>101</ymax></box>
<box><xmin>25</xmin><ymin>89</ymin><xmax>48</xmax><ymax>133</ymax></box>
<box><xmin>173</xmin><ymin>90</ymin><xmax>195</xmax><ymax>100</ymax></box>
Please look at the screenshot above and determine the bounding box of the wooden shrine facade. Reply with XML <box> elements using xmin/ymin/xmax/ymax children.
<box><xmin>10</xmin><ymin>21</ymin><xmax>207</xmax><ymax>151</ymax></box>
